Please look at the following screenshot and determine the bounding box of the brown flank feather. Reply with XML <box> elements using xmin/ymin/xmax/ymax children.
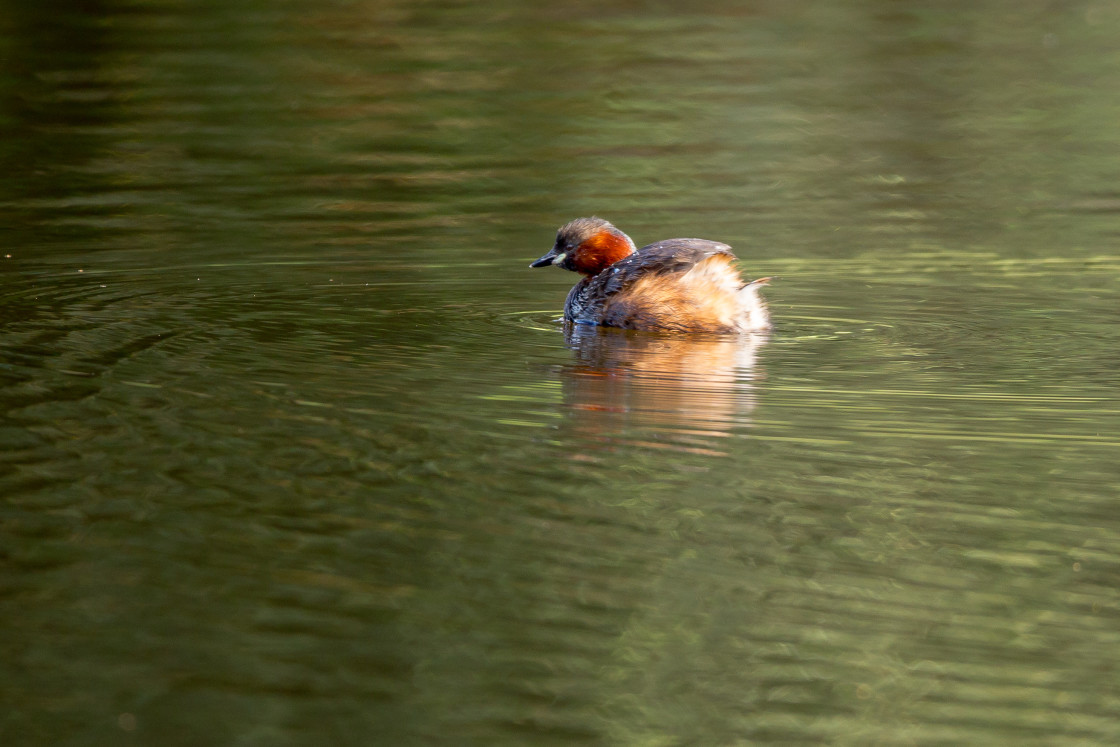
<box><xmin>601</xmin><ymin>255</ymin><xmax>746</xmax><ymax>333</ymax></box>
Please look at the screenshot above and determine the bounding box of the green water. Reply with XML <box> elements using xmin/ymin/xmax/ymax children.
<box><xmin>3</xmin><ymin>1</ymin><xmax>1120</xmax><ymax>744</ymax></box>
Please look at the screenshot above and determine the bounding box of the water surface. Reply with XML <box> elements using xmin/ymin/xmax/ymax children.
<box><xmin>3</xmin><ymin>1</ymin><xmax>1120</xmax><ymax>744</ymax></box>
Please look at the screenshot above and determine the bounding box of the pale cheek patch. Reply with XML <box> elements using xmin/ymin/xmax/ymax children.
<box><xmin>553</xmin><ymin>252</ymin><xmax>567</xmax><ymax>265</ymax></box>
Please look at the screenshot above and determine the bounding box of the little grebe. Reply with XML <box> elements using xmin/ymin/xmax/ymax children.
<box><xmin>531</xmin><ymin>217</ymin><xmax>771</xmax><ymax>333</ymax></box>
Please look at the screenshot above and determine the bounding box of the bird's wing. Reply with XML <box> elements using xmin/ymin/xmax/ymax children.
<box><xmin>592</xmin><ymin>239</ymin><xmax>737</xmax><ymax>297</ymax></box>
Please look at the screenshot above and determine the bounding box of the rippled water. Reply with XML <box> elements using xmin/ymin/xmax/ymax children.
<box><xmin>4</xmin><ymin>1</ymin><xmax>1120</xmax><ymax>744</ymax></box>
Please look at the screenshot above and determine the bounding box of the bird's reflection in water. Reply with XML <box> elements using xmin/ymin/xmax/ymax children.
<box><xmin>559</xmin><ymin>324</ymin><xmax>768</xmax><ymax>457</ymax></box>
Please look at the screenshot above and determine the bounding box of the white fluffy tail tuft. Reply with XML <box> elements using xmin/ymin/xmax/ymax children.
<box><xmin>737</xmin><ymin>278</ymin><xmax>771</xmax><ymax>332</ymax></box>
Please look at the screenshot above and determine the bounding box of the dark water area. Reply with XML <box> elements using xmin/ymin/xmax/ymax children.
<box><xmin>3</xmin><ymin>1</ymin><xmax>1120</xmax><ymax>744</ymax></box>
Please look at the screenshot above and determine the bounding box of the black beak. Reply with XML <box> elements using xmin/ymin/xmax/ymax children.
<box><xmin>530</xmin><ymin>247</ymin><xmax>559</xmax><ymax>268</ymax></box>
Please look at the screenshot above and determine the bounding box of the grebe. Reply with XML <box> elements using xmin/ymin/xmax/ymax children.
<box><xmin>531</xmin><ymin>217</ymin><xmax>770</xmax><ymax>333</ymax></box>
